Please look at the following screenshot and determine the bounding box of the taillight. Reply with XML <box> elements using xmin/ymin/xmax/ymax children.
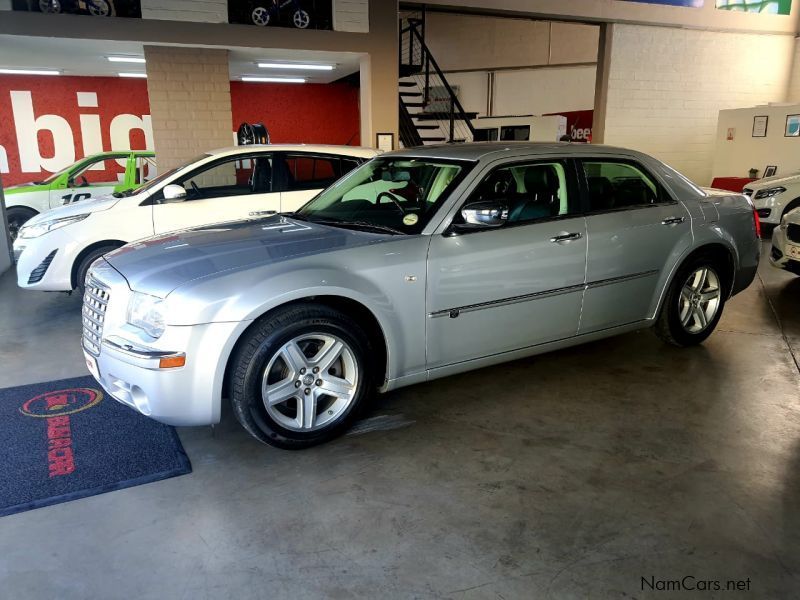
<box><xmin>753</xmin><ymin>207</ymin><xmax>761</xmax><ymax>238</ymax></box>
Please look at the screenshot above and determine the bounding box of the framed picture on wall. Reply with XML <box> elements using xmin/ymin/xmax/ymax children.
<box><xmin>785</xmin><ymin>115</ymin><xmax>800</xmax><ymax>137</ymax></box>
<box><xmin>764</xmin><ymin>165</ymin><xmax>778</xmax><ymax>178</ymax></box>
<box><xmin>752</xmin><ymin>115</ymin><xmax>768</xmax><ymax>137</ymax></box>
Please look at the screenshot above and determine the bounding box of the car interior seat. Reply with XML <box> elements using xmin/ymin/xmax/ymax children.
<box><xmin>509</xmin><ymin>166</ymin><xmax>559</xmax><ymax>222</ymax></box>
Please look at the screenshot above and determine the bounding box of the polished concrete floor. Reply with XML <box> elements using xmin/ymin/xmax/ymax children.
<box><xmin>1</xmin><ymin>245</ymin><xmax>799</xmax><ymax>599</ymax></box>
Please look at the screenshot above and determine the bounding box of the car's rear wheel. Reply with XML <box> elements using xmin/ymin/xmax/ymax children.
<box><xmin>230</xmin><ymin>304</ymin><xmax>374</xmax><ymax>449</ymax></box>
<box><xmin>5</xmin><ymin>207</ymin><xmax>38</xmax><ymax>242</ymax></box>
<box><xmin>38</xmin><ymin>0</ymin><xmax>62</xmax><ymax>13</ymax></box>
<box><xmin>251</xmin><ymin>6</ymin><xmax>271</xmax><ymax>26</ymax></box>
<box><xmin>75</xmin><ymin>245</ymin><xmax>120</xmax><ymax>293</ymax></box>
<box><xmin>655</xmin><ymin>255</ymin><xmax>726</xmax><ymax>347</ymax></box>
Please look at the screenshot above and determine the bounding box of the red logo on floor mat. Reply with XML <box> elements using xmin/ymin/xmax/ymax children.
<box><xmin>19</xmin><ymin>388</ymin><xmax>102</xmax><ymax>418</ymax></box>
<box><xmin>20</xmin><ymin>388</ymin><xmax>103</xmax><ymax>478</ymax></box>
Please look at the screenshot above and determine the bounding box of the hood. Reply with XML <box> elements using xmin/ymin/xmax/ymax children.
<box><xmin>745</xmin><ymin>172</ymin><xmax>800</xmax><ymax>190</ymax></box>
<box><xmin>24</xmin><ymin>194</ymin><xmax>120</xmax><ymax>226</ymax></box>
<box><xmin>104</xmin><ymin>216</ymin><xmax>390</xmax><ymax>297</ymax></box>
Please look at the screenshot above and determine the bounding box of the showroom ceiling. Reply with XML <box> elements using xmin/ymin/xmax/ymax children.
<box><xmin>0</xmin><ymin>35</ymin><xmax>361</xmax><ymax>83</ymax></box>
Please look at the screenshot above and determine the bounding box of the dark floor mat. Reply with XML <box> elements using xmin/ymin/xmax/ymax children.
<box><xmin>0</xmin><ymin>375</ymin><xmax>191</xmax><ymax>517</ymax></box>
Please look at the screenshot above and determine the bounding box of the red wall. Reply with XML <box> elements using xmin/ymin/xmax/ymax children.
<box><xmin>0</xmin><ymin>76</ymin><xmax>360</xmax><ymax>187</ymax></box>
<box><xmin>230</xmin><ymin>82</ymin><xmax>360</xmax><ymax>147</ymax></box>
<box><xmin>0</xmin><ymin>76</ymin><xmax>150</xmax><ymax>186</ymax></box>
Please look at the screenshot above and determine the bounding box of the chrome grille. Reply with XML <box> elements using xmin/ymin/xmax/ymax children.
<box><xmin>82</xmin><ymin>278</ymin><xmax>110</xmax><ymax>357</ymax></box>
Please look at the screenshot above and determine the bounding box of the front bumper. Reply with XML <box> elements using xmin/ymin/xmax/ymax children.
<box><xmin>768</xmin><ymin>225</ymin><xmax>800</xmax><ymax>273</ymax></box>
<box><xmin>14</xmin><ymin>229</ymin><xmax>81</xmax><ymax>291</ymax></box>
<box><xmin>88</xmin><ymin>321</ymin><xmax>243</xmax><ymax>426</ymax></box>
<box><xmin>752</xmin><ymin>195</ymin><xmax>784</xmax><ymax>226</ymax></box>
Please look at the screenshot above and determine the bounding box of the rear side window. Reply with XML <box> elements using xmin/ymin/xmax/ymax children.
<box><xmin>582</xmin><ymin>160</ymin><xmax>668</xmax><ymax>211</ymax></box>
<box><xmin>283</xmin><ymin>154</ymin><xmax>345</xmax><ymax>191</ymax></box>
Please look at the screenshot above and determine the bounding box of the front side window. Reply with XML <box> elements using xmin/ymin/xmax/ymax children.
<box><xmin>582</xmin><ymin>160</ymin><xmax>667</xmax><ymax>211</ymax></box>
<box><xmin>295</xmin><ymin>158</ymin><xmax>470</xmax><ymax>234</ymax></box>
<box><xmin>136</xmin><ymin>156</ymin><xmax>158</xmax><ymax>184</ymax></box>
<box><xmin>70</xmin><ymin>156</ymin><xmax>128</xmax><ymax>186</ymax></box>
<box><xmin>174</xmin><ymin>154</ymin><xmax>273</xmax><ymax>201</ymax></box>
<box><xmin>455</xmin><ymin>161</ymin><xmax>575</xmax><ymax>226</ymax></box>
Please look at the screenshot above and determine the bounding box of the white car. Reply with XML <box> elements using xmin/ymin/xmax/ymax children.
<box><xmin>769</xmin><ymin>207</ymin><xmax>800</xmax><ymax>275</ymax></box>
<box><xmin>743</xmin><ymin>171</ymin><xmax>800</xmax><ymax>227</ymax></box>
<box><xmin>13</xmin><ymin>145</ymin><xmax>378</xmax><ymax>292</ymax></box>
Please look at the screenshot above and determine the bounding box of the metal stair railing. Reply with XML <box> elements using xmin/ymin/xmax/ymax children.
<box><xmin>399</xmin><ymin>17</ymin><xmax>475</xmax><ymax>146</ymax></box>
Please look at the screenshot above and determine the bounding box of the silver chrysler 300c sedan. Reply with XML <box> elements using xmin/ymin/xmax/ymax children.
<box><xmin>82</xmin><ymin>143</ymin><xmax>760</xmax><ymax>448</ymax></box>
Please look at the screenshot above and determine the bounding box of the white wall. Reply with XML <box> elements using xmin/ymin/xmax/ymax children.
<box><xmin>494</xmin><ymin>65</ymin><xmax>597</xmax><ymax>116</ymax></box>
<box><xmin>712</xmin><ymin>104</ymin><xmax>800</xmax><ymax>180</ymax></box>
<box><xmin>141</xmin><ymin>0</ymin><xmax>227</xmax><ymax>23</ymax></box>
<box><xmin>601</xmin><ymin>24</ymin><xmax>795</xmax><ymax>186</ymax></box>
<box><xmin>788</xmin><ymin>38</ymin><xmax>800</xmax><ymax>103</ymax></box>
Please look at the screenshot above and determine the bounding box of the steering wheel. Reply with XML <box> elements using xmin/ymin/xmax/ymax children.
<box><xmin>376</xmin><ymin>191</ymin><xmax>405</xmax><ymax>215</ymax></box>
<box><xmin>190</xmin><ymin>181</ymin><xmax>202</xmax><ymax>199</ymax></box>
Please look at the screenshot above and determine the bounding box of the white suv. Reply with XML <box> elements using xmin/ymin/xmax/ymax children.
<box><xmin>13</xmin><ymin>145</ymin><xmax>378</xmax><ymax>292</ymax></box>
<box><xmin>743</xmin><ymin>171</ymin><xmax>800</xmax><ymax>226</ymax></box>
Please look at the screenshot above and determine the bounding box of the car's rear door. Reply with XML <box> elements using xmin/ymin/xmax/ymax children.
<box><xmin>426</xmin><ymin>157</ymin><xmax>587</xmax><ymax>368</ymax></box>
<box><xmin>151</xmin><ymin>151</ymin><xmax>280</xmax><ymax>234</ymax></box>
<box><xmin>276</xmin><ymin>153</ymin><xmax>363</xmax><ymax>213</ymax></box>
<box><xmin>577</xmin><ymin>157</ymin><xmax>692</xmax><ymax>333</ymax></box>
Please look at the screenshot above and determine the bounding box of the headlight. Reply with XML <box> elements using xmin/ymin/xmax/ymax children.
<box><xmin>754</xmin><ymin>187</ymin><xmax>786</xmax><ymax>200</ymax></box>
<box><xmin>126</xmin><ymin>292</ymin><xmax>166</xmax><ymax>339</ymax></box>
<box><xmin>18</xmin><ymin>214</ymin><xmax>90</xmax><ymax>239</ymax></box>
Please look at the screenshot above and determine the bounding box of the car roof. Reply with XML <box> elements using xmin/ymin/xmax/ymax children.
<box><xmin>382</xmin><ymin>142</ymin><xmax>651</xmax><ymax>162</ymax></box>
<box><xmin>206</xmin><ymin>144</ymin><xmax>380</xmax><ymax>159</ymax></box>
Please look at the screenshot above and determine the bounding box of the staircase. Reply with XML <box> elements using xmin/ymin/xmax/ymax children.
<box><xmin>398</xmin><ymin>16</ymin><xmax>477</xmax><ymax>148</ymax></box>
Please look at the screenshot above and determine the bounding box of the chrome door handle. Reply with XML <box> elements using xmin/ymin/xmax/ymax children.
<box><xmin>249</xmin><ymin>210</ymin><xmax>277</xmax><ymax>217</ymax></box>
<box><xmin>661</xmin><ymin>216</ymin><xmax>685</xmax><ymax>226</ymax></box>
<box><xmin>550</xmin><ymin>232</ymin><xmax>582</xmax><ymax>243</ymax></box>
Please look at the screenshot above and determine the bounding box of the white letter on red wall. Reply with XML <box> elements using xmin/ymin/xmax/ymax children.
<box><xmin>11</xmin><ymin>90</ymin><xmax>75</xmax><ymax>173</ymax></box>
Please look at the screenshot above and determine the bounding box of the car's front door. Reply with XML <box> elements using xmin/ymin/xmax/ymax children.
<box><xmin>151</xmin><ymin>152</ymin><xmax>280</xmax><ymax>234</ymax></box>
<box><xmin>51</xmin><ymin>154</ymin><xmax>129</xmax><ymax>208</ymax></box>
<box><xmin>577</xmin><ymin>158</ymin><xmax>692</xmax><ymax>333</ymax></box>
<box><xmin>426</xmin><ymin>158</ymin><xmax>588</xmax><ymax>368</ymax></box>
<box><xmin>275</xmin><ymin>153</ymin><xmax>363</xmax><ymax>213</ymax></box>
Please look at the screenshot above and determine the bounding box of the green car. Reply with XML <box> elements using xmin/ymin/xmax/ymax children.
<box><xmin>3</xmin><ymin>150</ymin><xmax>156</xmax><ymax>240</ymax></box>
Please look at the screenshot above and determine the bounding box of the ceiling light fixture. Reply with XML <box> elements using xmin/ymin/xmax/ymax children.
<box><xmin>257</xmin><ymin>62</ymin><xmax>334</xmax><ymax>71</ymax></box>
<box><xmin>242</xmin><ymin>76</ymin><xmax>306</xmax><ymax>83</ymax></box>
<box><xmin>118</xmin><ymin>72</ymin><xmax>147</xmax><ymax>78</ymax></box>
<box><xmin>0</xmin><ymin>68</ymin><xmax>60</xmax><ymax>76</ymax></box>
<box><xmin>108</xmin><ymin>56</ymin><xmax>146</xmax><ymax>63</ymax></box>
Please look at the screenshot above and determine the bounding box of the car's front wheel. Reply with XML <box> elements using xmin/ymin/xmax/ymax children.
<box><xmin>655</xmin><ymin>255</ymin><xmax>726</xmax><ymax>347</ymax></box>
<box><xmin>230</xmin><ymin>304</ymin><xmax>374</xmax><ymax>449</ymax></box>
<box><xmin>5</xmin><ymin>207</ymin><xmax>37</xmax><ymax>242</ymax></box>
<box><xmin>75</xmin><ymin>244</ymin><xmax>121</xmax><ymax>293</ymax></box>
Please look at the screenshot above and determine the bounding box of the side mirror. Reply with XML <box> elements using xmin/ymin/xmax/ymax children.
<box><xmin>460</xmin><ymin>201</ymin><xmax>508</xmax><ymax>228</ymax></box>
<box><xmin>162</xmin><ymin>184</ymin><xmax>187</xmax><ymax>203</ymax></box>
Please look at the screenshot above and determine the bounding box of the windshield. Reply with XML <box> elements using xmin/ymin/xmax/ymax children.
<box><xmin>113</xmin><ymin>153</ymin><xmax>209</xmax><ymax>198</ymax></box>
<box><xmin>294</xmin><ymin>157</ymin><xmax>471</xmax><ymax>234</ymax></box>
<box><xmin>37</xmin><ymin>163</ymin><xmax>77</xmax><ymax>185</ymax></box>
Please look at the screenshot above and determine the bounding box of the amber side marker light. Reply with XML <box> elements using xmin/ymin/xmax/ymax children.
<box><xmin>159</xmin><ymin>355</ymin><xmax>186</xmax><ymax>369</ymax></box>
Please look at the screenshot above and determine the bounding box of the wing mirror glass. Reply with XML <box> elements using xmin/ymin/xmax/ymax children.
<box><xmin>460</xmin><ymin>201</ymin><xmax>509</xmax><ymax>228</ymax></box>
<box><xmin>162</xmin><ymin>184</ymin><xmax>187</xmax><ymax>203</ymax></box>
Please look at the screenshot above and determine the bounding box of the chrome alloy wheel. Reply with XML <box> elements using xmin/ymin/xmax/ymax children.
<box><xmin>88</xmin><ymin>0</ymin><xmax>111</xmax><ymax>16</ymax></box>
<box><xmin>293</xmin><ymin>9</ymin><xmax>310</xmax><ymax>28</ymax></box>
<box><xmin>679</xmin><ymin>267</ymin><xmax>721</xmax><ymax>334</ymax></box>
<box><xmin>251</xmin><ymin>6</ymin><xmax>271</xmax><ymax>26</ymax></box>
<box><xmin>262</xmin><ymin>333</ymin><xmax>359</xmax><ymax>432</ymax></box>
<box><xmin>39</xmin><ymin>0</ymin><xmax>61</xmax><ymax>13</ymax></box>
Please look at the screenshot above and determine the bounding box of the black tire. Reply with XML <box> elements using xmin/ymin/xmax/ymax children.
<box><xmin>6</xmin><ymin>206</ymin><xmax>38</xmax><ymax>242</ymax></box>
<box><xmin>75</xmin><ymin>245</ymin><xmax>120</xmax><ymax>293</ymax></box>
<box><xmin>229</xmin><ymin>303</ymin><xmax>375</xmax><ymax>449</ymax></box>
<box><xmin>654</xmin><ymin>254</ymin><xmax>727</xmax><ymax>347</ymax></box>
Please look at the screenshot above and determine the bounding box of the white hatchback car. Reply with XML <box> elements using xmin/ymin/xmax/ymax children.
<box><xmin>13</xmin><ymin>145</ymin><xmax>378</xmax><ymax>292</ymax></box>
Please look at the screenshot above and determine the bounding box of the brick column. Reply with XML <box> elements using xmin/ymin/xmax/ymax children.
<box><xmin>144</xmin><ymin>46</ymin><xmax>233</xmax><ymax>171</ymax></box>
